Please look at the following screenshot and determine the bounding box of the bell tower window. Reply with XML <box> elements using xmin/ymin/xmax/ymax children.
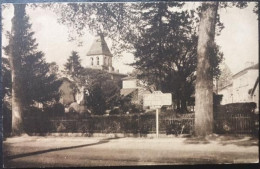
<box><xmin>97</xmin><ymin>57</ymin><xmax>99</xmax><ymax>65</ymax></box>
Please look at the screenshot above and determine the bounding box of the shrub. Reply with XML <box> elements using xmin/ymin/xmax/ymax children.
<box><xmin>217</xmin><ymin>102</ymin><xmax>257</xmax><ymax>115</ymax></box>
<box><xmin>43</xmin><ymin>102</ymin><xmax>65</xmax><ymax>117</ymax></box>
<box><xmin>129</xmin><ymin>104</ymin><xmax>144</xmax><ymax>114</ymax></box>
<box><xmin>110</xmin><ymin>107</ymin><xmax>123</xmax><ymax>115</ymax></box>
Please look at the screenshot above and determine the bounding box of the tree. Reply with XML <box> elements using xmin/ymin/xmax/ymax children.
<box><xmin>20</xmin><ymin>52</ymin><xmax>62</xmax><ymax>109</ymax></box>
<box><xmin>132</xmin><ymin>2</ymin><xmax>185</xmax><ymax>89</ymax></box>
<box><xmin>82</xmin><ymin>68</ymin><xmax>121</xmax><ymax>115</ymax></box>
<box><xmin>64</xmin><ymin>51</ymin><xmax>83</xmax><ymax>79</ymax></box>
<box><xmin>131</xmin><ymin>2</ymin><xmax>196</xmax><ymax>112</ymax></box>
<box><xmin>2</xmin><ymin>57</ymin><xmax>12</xmax><ymax>137</ymax></box>
<box><xmin>62</xmin><ymin>51</ymin><xmax>121</xmax><ymax>114</ymax></box>
<box><xmin>63</xmin><ymin>51</ymin><xmax>84</xmax><ymax>101</ymax></box>
<box><xmin>195</xmin><ymin>2</ymin><xmax>218</xmax><ymax>137</ymax></box>
<box><xmin>194</xmin><ymin>1</ymin><xmax>250</xmax><ymax>137</ymax></box>
<box><xmin>131</xmin><ymin>3</ymin><xmax>223</xmax><ymax>113</ymax></box>
<box><xmin>4</xmin><ymin>4</ymin><xmax>61</xmax><ymax>135</ymax></box>
<box><xmin>4</xmin><ymin>4</ymin><xmax>27</xmax><ymax>135</ymax></box>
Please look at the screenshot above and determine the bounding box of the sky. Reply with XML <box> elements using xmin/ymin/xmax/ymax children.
<box><xmin>2</xmin><ymin>2</ymin><xmax>258</xmax><ymax>74</ymax></box>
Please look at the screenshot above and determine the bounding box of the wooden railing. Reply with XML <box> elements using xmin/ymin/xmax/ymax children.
<box><xmin>214</xmin><ymin>113</ymin><xmax>256</xmax><ymax>134</ymax></box>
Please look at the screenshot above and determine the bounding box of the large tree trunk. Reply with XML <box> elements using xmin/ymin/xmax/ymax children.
<box><xmin>195</xmin><ymin>2</ymin><xmax>218</xmax><ymax>137</ymax></box>
<box><xmin>9</xmin><ymin>4</ymin><xmax>26</xmax><ymax>135</ymax></box>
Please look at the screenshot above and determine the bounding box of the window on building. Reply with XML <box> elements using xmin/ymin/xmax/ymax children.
<box><xmin>91</xmin><ymin>57</ymin><xmax>93</xmax><ymax>66</ymax></box>
<box><xmin>97</xmin><ymin>57</ymin><xmax>99</xmax><ymax>65</ymax></box>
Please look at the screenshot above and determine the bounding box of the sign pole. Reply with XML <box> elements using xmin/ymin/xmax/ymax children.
<box><xmin>156</xmin><ymin>108</ymin><xmax>159</xmax><ymax>138</ymax></box>
<box><xmin>143</xmin><ymin>91</ymin><xmax>172</xmax><ymax>139</ymax></box>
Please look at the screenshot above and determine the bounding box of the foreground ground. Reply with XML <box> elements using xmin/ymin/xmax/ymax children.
<box><xmin>3</xmin><ymin>134</ymin><xmax>259</xmax><ymax>167</ymax></box>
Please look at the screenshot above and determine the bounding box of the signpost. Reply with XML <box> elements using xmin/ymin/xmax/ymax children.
<box><xmin>143</xmin><ymin>91</ymin><xmax>172</xmax><ymax>138</ymax></box>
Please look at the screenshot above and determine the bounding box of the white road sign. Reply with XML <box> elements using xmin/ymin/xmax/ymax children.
<box><xmin>143</xmin><ymin>91</ymin><xmax>172</xmax><ymax>107</ymax></box>
<box><xmin>143</xmin><ymin>91</ymin><xmax>172</xmax><ymax>138</ymax></box>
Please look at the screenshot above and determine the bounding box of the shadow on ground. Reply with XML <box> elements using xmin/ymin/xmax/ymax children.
<box><xmin>4</xmin><ymin>137</ymin><xmax>121</xmax><ymax>161</ymax></box>
<box><xmin>217</xmin><ymin>135</ymin><xmax>259</xmax><ymax>147</ymax></box>
<box><xmin>183</xmin><ymin>137</ymin><xmax>210</xmax><ymax>144</ymax></box>
<box><xmin>183</xmin><ymin>134</ymin><xmax>258</xmax><ymax>147</ymax></box>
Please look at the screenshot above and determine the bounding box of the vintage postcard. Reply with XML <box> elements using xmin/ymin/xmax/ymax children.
<box><xmin>1</xmin><ymin>0</ymin><xmax>259</xmax><ymax>167</ymax></box>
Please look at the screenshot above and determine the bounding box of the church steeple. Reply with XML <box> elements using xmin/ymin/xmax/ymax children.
<box><xmin>85</xmin><ymin>33</ymin><xmax>114</xmax><ymax>71</ymax></box>
<box><xmin>87</xmin><ymin>32</ymin><xmax>113</xmax><ymax>57</ymax></box>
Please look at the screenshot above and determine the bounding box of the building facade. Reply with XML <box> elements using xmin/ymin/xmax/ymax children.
<box><xmin>218</xmin><ymin>63</ymin><xmax>259</xmax><ymax>112</ymax></box>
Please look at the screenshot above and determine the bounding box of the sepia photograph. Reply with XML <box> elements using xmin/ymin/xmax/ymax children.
<box><xmin>1</xmin><ymin>0</ymin><xmax>259</xmax><ymax>167</ymax></box>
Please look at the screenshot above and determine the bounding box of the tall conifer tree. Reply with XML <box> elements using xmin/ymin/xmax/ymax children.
<box><xmin>4</xmin><ymin>4</ymin><xmax>61</xmax><ymax>134</ymax></box>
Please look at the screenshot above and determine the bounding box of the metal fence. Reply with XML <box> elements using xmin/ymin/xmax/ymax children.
<box><xmin>23</xmin><ymin>114</ymin><xmax>194</xmax><ymax>135</ymax></box>
<box><xmin>23</xmin><ymin>112</ymin><xmax>257</xmax><ymax>135</ymax></box>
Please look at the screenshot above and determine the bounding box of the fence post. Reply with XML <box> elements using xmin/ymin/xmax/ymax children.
<box><xmin>138</xmin><ymin>114</ymin><xmax>140</xmax><ymax>137</ymax></box>
<box><xmin>156</xmin><ymin>108</ymin><xmax>159</xmax><ymax>138</ymax></box>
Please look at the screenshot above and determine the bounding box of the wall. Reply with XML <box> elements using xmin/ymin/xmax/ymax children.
<box><xmin>218</xmin><ymin>69</ymin><xmax>259</xmax><ymax>107</ymax></box>
<box><xmin>232</xmin><ymin>70</ymin><xmax>258</xmax><ymax>103</ymax></box>
<box><xmin>82</xmin><ymin>54</ymin><xmax>113</xmax><ymax>68</ymax></box>
<box><xmin>218</xmin><ymin>84</ymin><xmax>233</xmax><ymax>104</ymax></box>
<box><xmin>123</xmin><ymin>79</ymin><xmax>137</xmax><ymax>89</ymax></box>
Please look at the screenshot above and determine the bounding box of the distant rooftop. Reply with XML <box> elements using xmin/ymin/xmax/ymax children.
<box><xmin>120</xmin><ymin>88</ymin><xmax>137</xmax><ymax>97</ymax></box>
<box><xmin>233</xmin><ymin>63</ymin><xmax>259</xmax><ymax>78</ymax></box>
<box><xmin>87</xmin><ymin>34</ymin><xmax>113</xmax><ymax>57</ymax></box>
<box><xmin>121</xmin><ymin>76</ymin><xmax>137</xmax><ymax>80</ymax></box>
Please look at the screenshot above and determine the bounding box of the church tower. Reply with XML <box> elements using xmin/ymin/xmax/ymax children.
<box><xmin>84</xmin><ymin>33</ymin><xmax>114</xmax><ymax>72</ymax></box>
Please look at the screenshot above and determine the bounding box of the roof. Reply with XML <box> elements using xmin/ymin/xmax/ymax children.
<box><xmin>233</xmin><ymin>63</ymin><xmax>259</xmax><ymax>78</ymax></box>
<box><xmin>121</xmin><ymin>76</ymin><xmax>137</xmax><ymax>80</ymax></box>
<box><xmin>120</xmin><ymin>88</ymin><xmax>138</xmax><ymax>97</ymax></box>
<box><xmin>87</xmin><ymin>34</ymin><xmax>113</xmax><ymax>57</ymax></box>
<box><xmin>109</xmin><ymin>71</ymin><xmax>127</xmax><ymax>77</ymax></box>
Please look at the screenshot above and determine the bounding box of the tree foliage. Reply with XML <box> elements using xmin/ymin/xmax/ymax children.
<box><xmin>82</xmin><ymin>69</ymin><xmax>121</xmax><ymax>115</ymax></box>
<box><xmin>50</xmin><ymin>2</ymin><xmax>225</xmax><ymax>113</ymax></box>
<box><xmin>63</xmin><ymin>51</ymin><xmax>84</xmax><ymax>100</ymax></box>
<box><xmin>49</xmin><ymin>3</ymin><xmax>139</xmax><ymax>55</ymax></box>
<box><xmin>62</xmin><ymin>51</ymin><xmax>121</xmax><ymax>115</ymax></box>
<box><xmin>64</xmin><ymin>51</ymin><xmax>83</xmax><ymax>79</ymax></box>
<box><xmin>4</xmin><ymin>4</ymin><xmax>62</xmax><ymax>111</ymax></box>
<box><xmin>130</xmin><ymin>3</ymin><xmax>223</xmax><ymax>112</ymax></box>
<box><xmin>2</xmin><ymin>57</ymin><xmax>12</xmax><ymax>99</ymax></box>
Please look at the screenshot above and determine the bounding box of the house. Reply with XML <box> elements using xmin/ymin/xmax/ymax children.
<box><xmin>218</xmin><ymin>62</ymin><xmax>259</xmax><ymax>112</ymax></box>
<box><xmin>120</xmin><ymin>76</ymin><xmax>151</xmax><ymax>106</ymax></box>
